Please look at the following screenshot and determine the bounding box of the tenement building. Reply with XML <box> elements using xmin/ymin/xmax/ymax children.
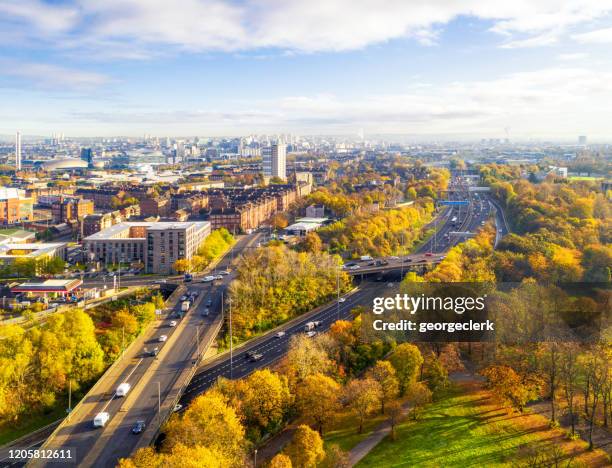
<box><xmin>83</xmin><ymin>221</ymin><xmax>211</xmax><ymax>274</ymax></box>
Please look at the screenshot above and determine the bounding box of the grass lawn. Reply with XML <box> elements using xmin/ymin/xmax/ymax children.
<box><xmin>357</xmin><ymin>382</ymin><xmax>610</xmax><ymax>467</ymax></box>
<box><xmin>324</xmin><ymin>409</ymin><xmax>389</xmax><ymax>452</ymax></box>
<box><xmin>0</xmin><ymin>404</ymin><xmax>65</xmax><ymax>446</ymax></box>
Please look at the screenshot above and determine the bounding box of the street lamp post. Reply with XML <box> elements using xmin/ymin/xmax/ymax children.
<box><xmin>254</xmin><ymin>449</ymin><xmax>258</xmax><ymax>467</ymax></box>
<box><xmin>229</xmin><ymin>296</ymin><xmax>233</xmax><ymax>379</ymax></box>
<box><xmin>336</xmin><ymin>267</ymin><xmax>340</xmax><ymax>320</ymax></box>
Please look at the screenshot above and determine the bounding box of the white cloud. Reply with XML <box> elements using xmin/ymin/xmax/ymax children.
<box><xmin>54</xmin><ymin>67</ymin><xmax>612</xmax><ymax>138</ymax></box>
<box><xmin>0</xmin><ymin>0</ymin><xmax>78</xmax><ymax>33</ymax></box>
<box><xmin>572</xmin><ymin>26</ymin><xmax>612</xmax><ymax>43</ymax></box>
<box><xmin>557</xmin><ymin>52</ymin><xmax>589</xmax><ymax>60</ymax></box>
<box><xmin>3</xmin><ymin>0</ymin><xmax>612</xmax><ymax>55</ymax></box>
<box><xmin>1</xmin><ymin>62</ymin><xmax>111</xmax><ymax>90</ymax></box>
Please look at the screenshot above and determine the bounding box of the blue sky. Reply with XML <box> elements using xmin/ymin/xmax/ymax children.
<box><xmin>2</xmin><ymin>1</ymin><xmax>612</xmax><ymax>139</ymax></box>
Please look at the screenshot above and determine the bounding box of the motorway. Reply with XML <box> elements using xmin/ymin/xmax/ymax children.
<box><xmin>181</xmin><ymin>282</ymin><xmax>383</xmax><ymax>404</ymax></box>
<box><xmin>9</xmin><ymin>178</ymin><xmax>509</xmax><ymax>467</ymax></box>
<box><xmin>20</xmin><ymin>233</ymin><xmax>261</xmax><ymax>468</ymax></box>
<box><xmin>181</xmin><ymin>182</ymin><xmax>508</xmax><ymax>405</ymax></box>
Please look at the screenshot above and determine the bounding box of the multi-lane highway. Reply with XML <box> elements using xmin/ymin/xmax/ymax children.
<box><xmin>181</xmin><ymin>282</ymin><xmax>383</xmax><ymax>404</ymax></box>
<box><xmin>19</xmin><ymin>233</ymin><xmax>261</xmax><ymax>468</ymax></box>
<box><xmin>180</xmin><ymin>184</ymin><xmax>508</xmax><ymax>405</ymax></box>
<box><xmin>8</xmin><ymin>177</ymin><xmax>509</xmax><ymax>467</ymax></box>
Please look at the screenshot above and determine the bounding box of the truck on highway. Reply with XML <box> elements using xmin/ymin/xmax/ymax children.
<box><xmin>360</xmin><ymin>255</ymin><xmax>373</xmax><ymax>261</ymax></box>
<box><xmin>181</xmin><ymin>301</ymin><xmax>191</xmax><ymax>313</ymax></box>
<box><xmin>116</xmin><ymin>382</ymin><xmax>131</xmax><ymax>397</ymax></box>
<box><xmin>93</xmin><ymin>412</ymin><xmax>110</xmax><ymax>428</ymax></box>
<box><xmin>304</xmin><ymin>321</ymin><xmax>321</xmax><ymax>332</ymax></box>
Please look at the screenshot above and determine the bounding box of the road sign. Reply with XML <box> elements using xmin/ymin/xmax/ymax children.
<box><xmin>439</xmin><ymin>200</ymin><xmax>469</xmax><ymax>206</ymax></box>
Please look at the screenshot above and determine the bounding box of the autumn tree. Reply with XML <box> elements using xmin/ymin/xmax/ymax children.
<box><xmin>482</xmin><ymin>365</ymin><xmax>538</xmax><ymax>413</ymax></box>
<box><xmin>406</xmin><ymin>382</ymin><xmax>432</xmax><ymax>420</ymax></box>
<box><xmin>343</xmin><ymin>378</ymin><xmax>381</xmax><ymax>433</ymax></box>
<box><xmin>163</xmin><ymin>391</ymin><xmax>246</xmax><ymax>466</ymax></box>
<box><xmin>240</xmin><ymin>369</ymin><xmax>291</xmax><ymax>433</ymax></box>
<box><xmin>119</xmin><ymin>444</ymin><xmax>230</xmax><ymax>468</ymax></box>
<box><xmin>269</xmin><ymin>453</ymin><xmax>292</xmax><ymax>468</ymax></box>
<box><xmin>284</xmin><ymin>425</ymin><xmax>326</xmax><ymax>468</ymax></box>
<box><xmin>423</xmin><ymin>354</ymin><xmax>449</xmax><ymax>396</ymax></box>
<box><xmin>560</xmin><ymin>343</ymin><xmax>580</xmax><ymax>436</ymax></box>
<box><xmin>286</xmin><ymin>334</ymin><xmax>333</xmax><ymax>385</ymax></box>
<box><xmin>366</xmin><ymin>360</ymin><xmax>399</xmax><ymax>413</ymax></box>
<box><xmin>172</xmin><ymin>258</ymin><xmax>192</xmax><ymax>273</ymax></box>
<box><xmin>388</xmin><ymin>343</ymin><xmax>423</xmax><ymax>395</ymax></box>
<box><xmin>301</xmin><ymin>231</ymin><xmax>322</xmax><ymax>253</ymax></box>
<box><xmin>386</xmin><ymin>400</ymin><xmax>403</xmax><ymax>441</ymax></box>
<box><xmin>295</xmin><ymin>373</ymin><xmax>340</xmax><ymax>434</ymax></box>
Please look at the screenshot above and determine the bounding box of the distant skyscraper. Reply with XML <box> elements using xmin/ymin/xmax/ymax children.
<box><xmin>263</xmin><ymin>143</ymin><xmax>286</xmax><ymax>180</ymax></box>
<box><xmin>80</xmin><ymin>147</ymin><xmax>94</xmax><ymax>168</ymax></box>
<box><xmin>578</xmin><ymin>135</ymin><xmax>587</xmax><ymax>145</ymax></box>
<box><xmin>15</xmin><ymin>131</ymin><xmax>21</xmax><ymax>171</ymax></box>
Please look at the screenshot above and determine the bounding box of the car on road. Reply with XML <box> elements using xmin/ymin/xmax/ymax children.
<box><xmin>149</xmin><ymin>347</ymin><xmax>159</xmax><ymax>357</ymax></box>
<box><xmin>131</xmin><ymin>420</ymin><xmax>146</xmax><ymax>434</ymax></box>
<box><xmin>348</xmin><ymin>265</ymin><xmax>360</xmax><ymax>270</ymax></box>
<box><xmin>180</xmin><ymin>295</ymin><xmax>188</xmax><ymax>301</ymax></box>
<box><xmin>201</xmin><ymin>308</ymin><xmax>210</xmax><ymax>316</ymax></box>
<box><xmin>158</xmin><ymin>335</ymin><xmax>168</xmax><ymax>342</ymax></box>
<box><xmin>213</xmin><ymin>274</ymin><xmax>223</xmax><ymax>280</ymax></box>
<box><xmin>404</xmin><ymin>258</ymin><xmax>413</xmax><ymax>263</ymax></box>
<box><xmin>338</xmin><ymin>297</ymin><xmax>346</xmax><ymax>303</ymax></box>
<box><xmin>306</xmin><ymin>331</ymin><xmax>317</xmax><ymax>338</ymax></box>
<box><xmin>169</xmin><ymin>320</ymin><xmax>177</xmax><ymax>327</ymax></box>
<box><xmin>206</xmin><ymin>299</ymin><xmax>212</xmax><ymax>307</ymax></box>
<box><xmin>93</xmin><ymin>412</ymin><xmax>110</xmax><ymax>428</ymax></box>
<box><xmin>275</xmin><ymin>331</ymin><xmax>286</xmax><ymax>338</ymax></box>
<box><xmin>154</xmin><ymin>279</ymin><xmax>167</xmax><ymax>284</ymax></box>
<box><xmin>173</xmin><ymin>404</ymin><xmax>183</xmax><ymax>412</ymax></box>
<box><xmin>425</xmin><ymin>253</ymin><xmax>433</xmax><ymax>257</ymax></box>
<box><xmin>248</xmin><ymin>352</ymin><xmax>264</xmax><ymax>362</ymax></box>
<box><xmin>201</xmin><ymin>275</ymin><xmax>215</xmax><ymax>282</ymax></box>
<box><xmin>218</xmin><ymin>270</ymin><xmax>230</xmax><ymax>275</ymax></box>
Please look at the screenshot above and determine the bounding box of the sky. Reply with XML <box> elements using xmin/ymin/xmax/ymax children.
<box><xmin>2</xmin><ymin>0</ymin><xmax>612</xmax><ymax>140</ymax></box>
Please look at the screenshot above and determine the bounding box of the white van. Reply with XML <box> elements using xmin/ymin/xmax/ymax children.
<box><xmin>93</xmin><ymin>412</ymin><xmax>110</xmax><ymax>427</ymax></box>
<box><xmin>360</xmin><ymin>255</ymin><xmax>373</xmax><ymax>261</ymax></box>
<box><xmin>116</xmin><ymin>382</ymin><xmax>131</xmax><ymax>397</ymax></box>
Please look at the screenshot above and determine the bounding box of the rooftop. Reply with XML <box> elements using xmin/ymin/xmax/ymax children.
<box><xmin>84</xmin><ymin>221</ymin><xmax>211</xmax><ymax>240</ymax></box>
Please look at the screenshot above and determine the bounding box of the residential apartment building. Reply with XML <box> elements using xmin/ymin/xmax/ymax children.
<box><xmin>206</xmin><ymin>182</ymin><xmax>312</xmax><ymax>232</ymax></box>
<box><xmin>263</xmin><ymin>143</ymin><xmax>287</xmax><ymax>180</ymax></box>
<box><xmin>76</xmin><ymin>187</ymin><xmax>125</xmax><ymax>209</ymax></box>
<box><xmin>83</xmin><ymin>221</ymin><xmax>211</xmax><ymax>274</ymax></box>
<box><xmin>51</xmin><ymin>196</ymin><xmax>94</xmax><ymax>223</ymax></box>
<box><xmin>0</xmin><ymin>188</ymin><xmax>34</xmax><ymax>225</ymax></box>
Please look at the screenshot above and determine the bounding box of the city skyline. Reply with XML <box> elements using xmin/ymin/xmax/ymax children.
<box><xmin>2</xmin><ymin>1</ymin><xmax>612</xmax><ymax>139</ymax></box>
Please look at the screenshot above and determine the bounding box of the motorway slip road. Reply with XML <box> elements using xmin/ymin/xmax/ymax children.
<box><xmin>26</xmin><ymin>234</ymin><xmax>259</xmax><ymax>468</ymax></box>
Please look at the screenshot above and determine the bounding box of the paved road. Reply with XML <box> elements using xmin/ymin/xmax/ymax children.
<box><xmin>181</xmin><ymin>185</ymin><xmax>508</xmax><ymax>405</ymax></box>
<box><xmin>15</xmin><ymin>233</ymin><xmax>261</xmax><ymax>468</ymax></box>
<box><xmin>181</xmin><ymin>283</ymin><xmax>383</xmax><ymax>404</ymax></box>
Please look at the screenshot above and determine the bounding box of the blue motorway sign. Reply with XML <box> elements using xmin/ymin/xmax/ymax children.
<box><xmin>439</xmin><ymin>200</ymin><xmax>469</xmax><ymax>206</ymax></box>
